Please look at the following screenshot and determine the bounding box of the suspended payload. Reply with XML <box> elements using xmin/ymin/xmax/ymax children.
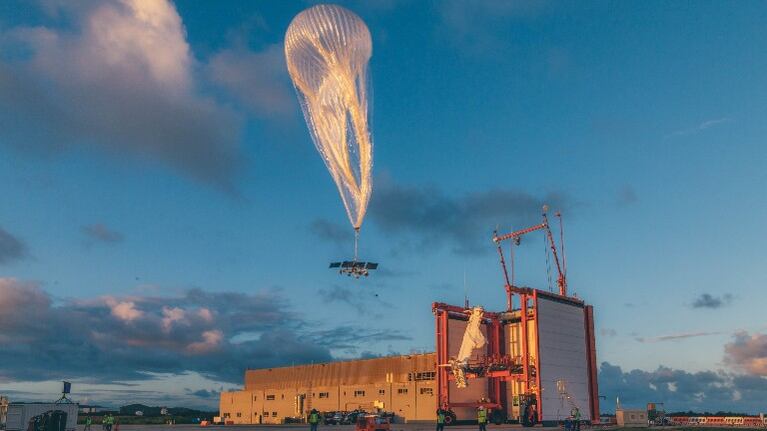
<box><xmin>285</xmin><ymin>4</ymin><xmax>377</xmax><ymax>277</ymax></box>
<box><xmin>449</xmin><ymin>307</ymin><xmax>486</xmax><ymax>388</ymax></box>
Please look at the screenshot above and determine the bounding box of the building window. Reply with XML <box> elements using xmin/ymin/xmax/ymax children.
<box><xmin>354</xmin><ymin>390</ymin><xmax>365</xmax><ymax>397</ymax></box>
<box><xmin>420</xmin><ymin>388</ymin><xmax>433</xmax><ymax>395</ymax></box>
<box><xmin>254</xmin><ymin>396</ymin><xmax>257</xmax><ymax>401</ymax></box>
<box><xmin>378</xmin><ymin>389</ymin><xmax>385</xmax><ymax>396</ymax></box>
<box><xmin>408</xmin><ymin>372</ymin><xmax>436</xmax><ymax>381</ymax></box>
<box><xmin>319</xmin><ymin>392</ymin><xmax>330</xmax><ymax>399</ymax></box>
<box><xmin>272</xmin><ymin>412</ymin><xmax>278</xmax><ymax>417</ymax></box>
<box><xmin>223</xmin><ymin>413</ymin><xmax>230</xmax><ymax>418</ymax></box>
<box><xmin>397</xmin><ymin>388</ymin><xmax>408</xmax><ymax>395</ymax></box>
<box><xmin>236</xmin><ymin>413</ymin><xmax>242</xmax><ymax>418</ymax></box>
<box><xmin>281</xmin><ymin>394</ymin><xmax>285</xmax><ymax>400</ymax></box>
<box><xmin>266</xmin><ymin>395</ymin><xmax>275</xmax><ymax>401</ymax></box>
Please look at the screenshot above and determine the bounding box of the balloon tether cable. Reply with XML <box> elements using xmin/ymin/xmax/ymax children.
<box><xmin>354</xmin><ymin>227</ymin><xmax>360</xmax><ymax>261</ymax></box>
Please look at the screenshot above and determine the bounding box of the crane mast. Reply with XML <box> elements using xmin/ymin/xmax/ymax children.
<box><xmin>492</xmin><ymin>206</ymin><xmax>568</xmax><ymax>309</ymax></box>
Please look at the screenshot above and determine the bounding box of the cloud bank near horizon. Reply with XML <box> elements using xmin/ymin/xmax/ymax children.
<box><xmin>0</xmin><ymin>278</ymin><xmax>408</xmax><ymax>385</ymax></box>
<box><xmin>2</xmin><ymin>278</ymin><xmax>767</xmax><ymax>412</ymax></box>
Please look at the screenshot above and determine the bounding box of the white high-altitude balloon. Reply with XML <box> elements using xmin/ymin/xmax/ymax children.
<box><xmin>285</xmin><ymin>4</ymin><xmax>373</xmax><ymax>231</ymax></box>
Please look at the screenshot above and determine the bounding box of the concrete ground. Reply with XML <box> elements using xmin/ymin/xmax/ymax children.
<box><xmin>77</xmin><ymin>425</ymin><xmax>563</xmax><ymax>431</ymax></box>
<box><xmin>74</xmin><ymin>426</ymin><xmax>766</xmax><ymax>431</ymax></box>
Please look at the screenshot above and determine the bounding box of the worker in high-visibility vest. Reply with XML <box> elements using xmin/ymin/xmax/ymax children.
<box><xmin>436</xmin><ymin>408</ymin><xmax>447</xmax><ymax>431</ymax></box>
<box><xmin>477</xmin><ymin>406</ymin><xmax>488</xmax><ymax>431</ymax></box>
<box><xmin>85</xmin><ymin>416</ymin><xmax>92</xmax><ymax>431</ymax></box>
<box><xmin>308</xmin><ymin>409</ymin><xmax>321</xmax><ymax>431</ymax></box>
<box><xmin>571</xmin><ymin>408</ymin><xmax>581</xmax><ymax>431</ymax></box>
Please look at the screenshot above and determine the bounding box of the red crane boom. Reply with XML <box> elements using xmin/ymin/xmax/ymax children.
<box><xmin>492</xmin><ymin>206</ymin><xmax>568</xmax><ymax>307</ymax></box>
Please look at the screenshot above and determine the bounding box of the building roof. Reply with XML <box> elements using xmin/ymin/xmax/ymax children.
<box><xmin>244</xmin><ymin>353</ymin><xmax>436</xmax><ymax>390</ymax></box>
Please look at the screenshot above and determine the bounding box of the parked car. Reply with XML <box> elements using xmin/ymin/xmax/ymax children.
<box><xmin>324</xmin><ymin>411</ymin><xmax>345</xmax><ymax>425</ymax></box>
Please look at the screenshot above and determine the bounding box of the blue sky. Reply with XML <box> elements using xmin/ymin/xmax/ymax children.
<box><xmin>1</xmin><ymin>0</ymin><xmax>766</xmax><ymax>413</ymax></box>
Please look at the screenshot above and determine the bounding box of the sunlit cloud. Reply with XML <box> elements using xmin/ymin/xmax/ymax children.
<box><xmin>0</xmin><ymin>278</ymin><xmax>407</xmax><ymax>385</ymax></box>
<box><xmin>725</xmin><ymin>331</ymin><xmax>767</xmax><ymax>376</ymax></box>
<box><xmin>0</xmin><ymin>0</ymin><xmax>241</xmax><ymax>187</ymax></box>
<box><xmin>599</xmin><ymin>361</ymin><xmax>767</xmax><ymax>413</ymax></box>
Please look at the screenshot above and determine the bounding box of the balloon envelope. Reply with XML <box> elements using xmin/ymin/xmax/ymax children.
<box><xmin>285</xmin><ymin>4</ymin><xmax>373</xmax><ymax>230</ymax></box>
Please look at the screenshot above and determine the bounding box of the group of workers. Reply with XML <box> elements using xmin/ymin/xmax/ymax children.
<box><xmin>83</xmin><ymin>414</ymin><xmax>118</xmax><ymax>431</ymax></box>
<box><xmin>436</xmin><ymin>404</ymin><xmax>582</xmax><ymax>431</ymax></box>
<box><xmin>436</xmin><ymin>406</ymin><xmax>491</xmax><ymax>431</ymax></box>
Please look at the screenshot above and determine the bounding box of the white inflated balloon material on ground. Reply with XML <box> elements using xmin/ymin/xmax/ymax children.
<box><xmin>285</xmin><ymin>4</ymin><xmax>373</xmax><ymax>231</ymax></box>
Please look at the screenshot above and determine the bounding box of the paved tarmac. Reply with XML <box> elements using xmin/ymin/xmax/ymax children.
<box><xmin>76</xmin><ymin>426</ymin><xmax>767</xmax><ymax>431</ymax></box>
<box><xmin>77</xmin><ymin>425</ymin><xmax>562</xmax><ymax>431</ymax></box>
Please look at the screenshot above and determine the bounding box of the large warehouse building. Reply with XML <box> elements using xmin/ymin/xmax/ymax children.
<box><xmin>219</xmin><ymin>353</ymin><xmax>438</xmax><ymax>424</ymax></box>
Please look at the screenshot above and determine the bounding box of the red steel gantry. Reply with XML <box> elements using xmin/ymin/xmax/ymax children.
<box><xmin>433</xmin><ymin>207</ymin><xmax>599</xmax><ymax>426</ymax></box>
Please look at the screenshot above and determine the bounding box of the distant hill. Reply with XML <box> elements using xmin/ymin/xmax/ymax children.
<box><xmin>117</xmin><ymin>404</ymin><xmax>215</xmax><ymax>417</ymax></box>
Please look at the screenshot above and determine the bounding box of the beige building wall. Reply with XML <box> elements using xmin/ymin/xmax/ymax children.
<box><xmin>617</xmin><ymin>409</ymin><xmax>648</xmax><ymax>427</ymax></box>
<box><xmin>220</xmin><ymin>390</ymin><xmax>255</xmax><ymax>424</ymax></box>
<box><xmin>220</xmin><ymin>354</ymin><xmax>438</xmax><ymax>424</ymax></box>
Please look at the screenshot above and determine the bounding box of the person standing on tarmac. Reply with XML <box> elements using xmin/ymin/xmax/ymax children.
<box><xmin>436</xmin><ymin>407</ymin><xmax>447</xmax><ymax>431</ymax></box>
<box><xmin>571</xmin><ymin>407</ymin><xmax>582</xmax><ymax>431</ymax></box>
<box><xmin>477</xmin><ymin>406</ymin><xmax>488</xmax><ymax>431</ymax></box>
<box><xmin>84</xmin><ymin>416</ymin><xmax>92</xmax><ymax>431</ymax></box>
<box><xmin>308</xmin><ymin>409</ymin><xmax>321</xmax><ymax>431</ymax></box>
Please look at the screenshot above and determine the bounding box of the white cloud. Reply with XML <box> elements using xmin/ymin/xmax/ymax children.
<box><xmin>0</xmin><ymin>0</ymin><xmax>241</xmax><ymax>187</ymax></box>
<box><xmin>162</xmin><ymin>306</ymin><xmax>187</xmax><ymax>332</ymax></box>
<box><xmin>187</xmin><ymin>330</ymin><xmax>223</xmax><ymax>354</ymax></box>
<box><xmin>90</xmin><ymin>0</ymin><xmax>191</xmax><ymax>91</ymax></box>
<box><xmin>725</xmin><ymin>331</ymin><xmax>767</xmax><ymax>376</ymax></box>
<box><xmin>0</xmin><ymin>279</ymin><xmax>408</xmax><ymax>384</ymax></box>
<box><xmin>197</xmin><ymin>307</ymin><xmax>213</xmax><ymax>323</ymax></box>
<box><xmin>105</xmin><ymin>298</ymin><xmax>143</xmax><ymax>322</ymax></box>
<box><xmin>599</xmin><ymin>362</ymin><xmax>767</xmax><ymax>413</ymax></box>
<box><xmin>207</xmin><ymin>44</ymin><xmax>294</xmax><ymax>118</ymax></box>
<box><xmin>664</xmin><ymin>117</ymin><xmax>733</xmax><ymax>139</ymax></box>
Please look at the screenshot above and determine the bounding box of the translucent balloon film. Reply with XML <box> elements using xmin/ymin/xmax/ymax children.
<box><xmin>285</xmin><ymin>4</ymin><xmax>373</xmax><ymax>230</ymax></box>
